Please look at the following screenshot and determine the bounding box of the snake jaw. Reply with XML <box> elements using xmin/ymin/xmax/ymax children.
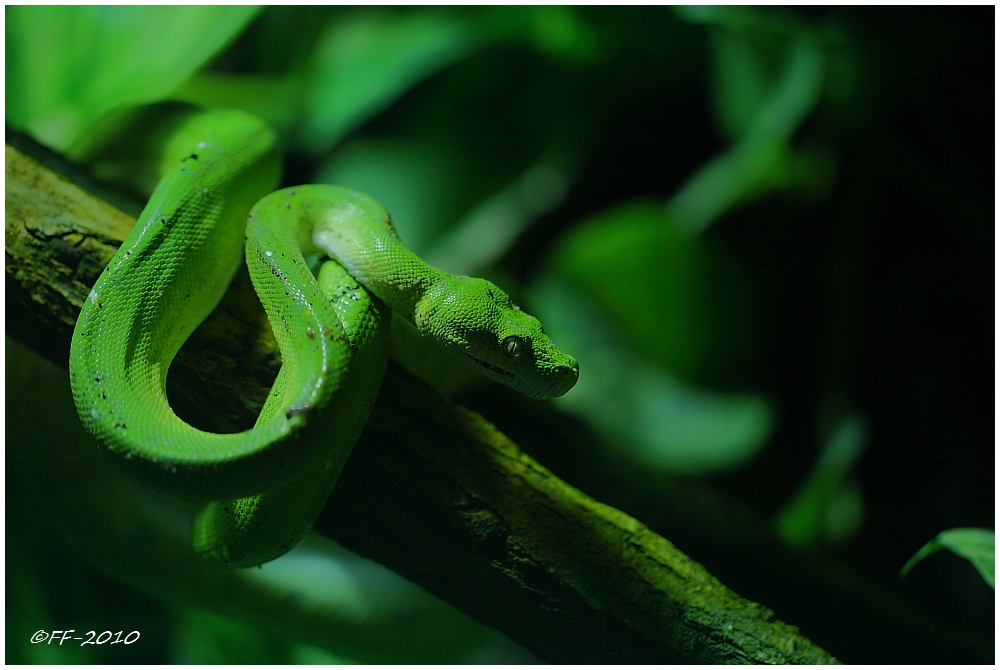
<box><xmin>460</xmin><ymin>349</ymin><xmax>578</xmax><ymax>400</ymax></box>
<box><xmin>465</xmin><ymin>352</ymin><xmax>517</xmax><ymax>383</ymax></box>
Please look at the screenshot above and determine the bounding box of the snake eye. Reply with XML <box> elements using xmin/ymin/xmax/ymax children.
<box><xmin>501</xmin><ymin>336</ymin><xmax>524</xmax><ymax>358</ymax></box>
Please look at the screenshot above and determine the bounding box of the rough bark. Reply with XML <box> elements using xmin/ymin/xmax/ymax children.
<box><xmin>6</xmin><ymin>133</ymin><xmax>838</xmax><ymax>664</ymax></box>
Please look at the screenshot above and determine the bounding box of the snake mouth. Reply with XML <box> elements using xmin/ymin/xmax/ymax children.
<box><xmin>466</xmin><ymin>353</ymin><xmax>516</xmax><ymax>382</ymax></box>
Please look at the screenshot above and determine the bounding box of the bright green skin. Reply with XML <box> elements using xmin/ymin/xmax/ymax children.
<box><xmin>69</xmin><ymin>110</ymin><xmax>579</xmax><ymax>567</ymax></box>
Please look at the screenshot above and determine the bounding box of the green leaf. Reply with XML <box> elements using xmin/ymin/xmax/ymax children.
<box><xmin>709</xmin><ymin>27</ymin><xmax>781</xmax><ymax>141</ymax></box>
<box><xmin>295</xmin><ymin>10</ymin><xmax>477</xmax><ymax>154</ymax></box>
<box><xmin>424</xmin><ymin>155</ymin><xmax>570</xmax><ymax>276</ymax></box>
<box><xmin>170</xmin><ymin>607</ymin><xmax>292</xmax><ymax>664</ymax></box>
<box><xmin>667</xmin><ymin>38</ymin><xmax>824</xmax><ymax>234</ymax></box>
<box><xmin>529</xmin><ymin>276</ymin><xmax>772</xmax><ymax>475</ymax></box>
<box><xmin>524</xmin><ymin>6</ymin><xmax>600</xmax><ymax>63</ymax></box>
<box><xmin>775</xmin><ymin>415</ymin><xmax>867</xmax><ymax>548</ymax></box>
<box><xmin>547</xmin><ymin>203</ymin><xmax>710</xmax><ymax>378</ymax></box>
<box><xmin>668</xmin><ymin>6</ymin><xmax>827</xmax><ymax>234</ymax></box>
<box><xmin>291</xmin><ymin>644</ymin><xmax>353</xmax><ymax>665</ymax></box>
<box><xmin>900</xmin><ymin>528</ymin><xmax>995</xmax><ymax>589</ymax></box>
<box><xmin>316</xmin><ymin>135</ymin><xmax>569</xmax><ymax>264</ymax></box>
<box><xmin>171</xmin><ymin>71</ymin><xmax>304</xmax><ymax>138</ymax></box>
<box><xmin>6</xmin><ymin>6</ymin><xmax>259</xmax><ymax>151</ymax></box>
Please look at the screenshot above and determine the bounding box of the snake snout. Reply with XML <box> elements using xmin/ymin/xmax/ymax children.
<box><xmin>541</xmin><ymin>360</ymin><xmax>579</xmax><ymax>398</ymax></box>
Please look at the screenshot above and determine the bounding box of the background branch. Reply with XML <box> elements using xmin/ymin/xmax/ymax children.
<box><xmin>5</xmin><ymin>133</ymin><xmax>840</xmax><ymax>663</ymax></box>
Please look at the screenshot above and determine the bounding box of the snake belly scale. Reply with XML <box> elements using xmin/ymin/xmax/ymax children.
<box><xmin>69</xmin><ymin>109</ymin><xmax>579</xmax><ymax>567</ymax></box>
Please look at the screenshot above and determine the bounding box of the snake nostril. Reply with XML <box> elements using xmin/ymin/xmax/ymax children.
<box><xmin>556</xmin><ymin>366</ymin><xmax>575</xmax><ymax>376</ymax></box>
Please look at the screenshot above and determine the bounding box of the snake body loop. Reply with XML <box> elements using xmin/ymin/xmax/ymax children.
<box><xmin>69</xmin><ymin>109</ymin><xmax>578</xmax><ymax>567</ymax></box>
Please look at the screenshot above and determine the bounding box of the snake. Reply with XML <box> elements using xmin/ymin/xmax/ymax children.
<box><xmin>68</xmin><ymin>109</ymin><xmax>579</xmax><ymax>568</ymax></box>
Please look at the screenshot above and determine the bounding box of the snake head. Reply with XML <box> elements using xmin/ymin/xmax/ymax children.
<box><xmin>414</xmin><ymin>277</ymin><xmax>579</xmax><ymax>399</ymax></box>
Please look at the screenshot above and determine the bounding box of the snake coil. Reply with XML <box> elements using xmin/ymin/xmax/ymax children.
<box><xmin>69</xmin><ymin>110</ymin><xmax>578</xmax><ymax>567</ymax></box>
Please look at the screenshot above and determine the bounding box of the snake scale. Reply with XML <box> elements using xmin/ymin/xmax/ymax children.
<box><xmin>68</xmin><ymin>109</ymin><xmax>578</xmax><ymax>568</ymax></box>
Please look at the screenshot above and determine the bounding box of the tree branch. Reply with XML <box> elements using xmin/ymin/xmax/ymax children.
<box><xmin>5</xmin><ymin>133</ymin><xmax>838</xmax><ymax>663</ymax></box>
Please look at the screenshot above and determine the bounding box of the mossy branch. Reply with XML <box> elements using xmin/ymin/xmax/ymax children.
<box><xmin>5</xmin><ymin>133</ymin><xmax>838</xmax><ymax>664</ymax></box>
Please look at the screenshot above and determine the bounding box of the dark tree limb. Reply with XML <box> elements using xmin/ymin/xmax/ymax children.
<box><xmin>321</xmin><ymin>377</ymin><xmax>834</xmax><ymax>663</ymax></box>
<box><xmin>6</xmin><ymin>134</ymin><xmax>838</xmax><ymax>663</ymax></box>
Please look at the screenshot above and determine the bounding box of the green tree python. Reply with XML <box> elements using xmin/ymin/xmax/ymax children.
<box><xmin>68</xmin><ymin>109</ymin><xmax>579</xmax><ymax>568</ymax></box>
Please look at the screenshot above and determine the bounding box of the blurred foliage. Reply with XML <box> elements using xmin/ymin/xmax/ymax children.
<box><xmin>6</xmin><ymin>4</ymin><xmax>992</xmax><ymax>663</ymax></box>
<box><xmin>530</xmin><ymin>6</ymin><xmax>840</xmax><ymax>474</ymax></box>
<box><xmin>6</xmin><ymin>6</ymin><xmax>260</xmax><ymax>154</ymax></box>
<box><xmin>169</xmin><ymin>607</ymin><xmax>351</xmax><ymax>665</ymax></box>
<box><xmin>775</xmin><ymin>415</ymin><xmax>867</xmax><ymax>547</ymax></box>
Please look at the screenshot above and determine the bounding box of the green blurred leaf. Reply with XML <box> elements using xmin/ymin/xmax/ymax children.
<box><xmin>669</xmin><ymin>7</ymin><xmax>826</xmax><ymax>234</ymax></box>
<box><xmin>6</xmin><ymin>5</ymin><xmax>259</xmax><ymax>151</ymax></box>
<box><xmin>668</xmin><ymin>38</ymin><xmax>824</xmax><ymax>234</ymax></box>
<box><xmin>317</xmin><ymin>137</ymin><xmax>566</xmax><ymax>264</ymax></box>
<box><xmin>775</xmin><ymin>415</ymin><xmax>867</xmax><ymax>548</ymax></box>
<box><xmin>710</xmin><ymin>27</ymin><xmax>782</xmax><ymax>141</ymax></box>
<box><xmin>171</xmin><ymin>71</ymin><xmax>304</xmax><ymax>138</ymax></box>
<box><xmin>170</xmin><ymin>607</ymin><xmax>291</xmax><ymax>664</ymax></box>
<box><xmin>529</xmin><ymin>276</ymin><xmax>772</xmax><ymax>475</ymax></box>
<box><xmin>295</xmin><ymin>10</ymin><xmax>478</xmax><ymax>154</ymax></box>
<box><xmin>536</xmin><ymin>200</ymin><xmax>771</xmax><ymax>474</ymax></box>
<box><xmin>549</xmin><ymin>202</ymin><xmax>709</xmax><ymax>377</ymax></box>
<box><xmin>822</xmin><ymin>478</ymin><xmax>865</xmax><ymax>544</ymax></box>
<box><xmin>525</xmin><ymin>6</ymin><xmax>600</xmax><ymax>63</ymax></box>
<box><xmin>900</xmin><ymin>528</ymin><xmax>995</xmax><ymax>589</ymax></box>
<box><xmin>291</xmin><ymin>643</ymin><xmax>352</xmax><ymax>664</ymax></box>
<box><xmin>425</xmin><ymin>155</ymin><xmax>571</xmax><ymax>276</ymax></box>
